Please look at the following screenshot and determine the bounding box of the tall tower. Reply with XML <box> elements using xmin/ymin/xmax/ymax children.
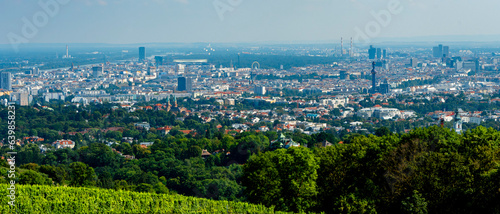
<box><xmin>139</xmin><ymin>47</ymin><xmax>146</xmax><ymax>62</ymax></box>
<box><xmin>0</xmin><ymin>72</ymin><xmax>12</xmax><ymax>90</ymax></box>
<box><xmin>341</xmin><ymin>37</ymin><xmax>343</xmax><ymax>56</ymax></box>
<box><xmin>454</xmin><ymin>110</ymin><xmax>463</xmax><ymax>134</ymax></box>
<box><xmin>238</xmin><ymin>53</ymin><xmax>241</xmax><ymax>69</ymax></box>
<box><xmin>167</xmin><ymin>96</ymin><xmax>172</xmax><ymax>111</ymax></box>
<box><xmin>66</xmin><ymin>45</ymin><xmax>69</xmax><ymax>58</ymax></box>
<box><xmin>350</xmin><ymin>37</ymin><xmax>353</xmax><ymax>57</ymax></box>
<box><xmin>371</xmin><ymin>62</ymin><xmax>377</xmax><ymax>93</ymax></box>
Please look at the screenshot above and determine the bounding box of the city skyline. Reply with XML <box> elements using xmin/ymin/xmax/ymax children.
<box><xmin>2</xmin><ymin>0</ymin><xmax>500</xmax><ymax>46</ymax></box>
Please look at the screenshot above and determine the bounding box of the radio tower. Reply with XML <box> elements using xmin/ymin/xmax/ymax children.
<box><xmin>341</xmin><ymin>37</ymin><xmax>343</xmax><ymax>56</ymax></box>
<box><xmin>350</xmin><ymin>37</ymin><xmax>353</xmax><ymax>57</ymax></box>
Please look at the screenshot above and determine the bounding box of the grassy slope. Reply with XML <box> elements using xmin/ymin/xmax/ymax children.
<box><xmin>0</xmin><ymin>184</ymin><xmax>290</xmax><ymax>214</ymax></box>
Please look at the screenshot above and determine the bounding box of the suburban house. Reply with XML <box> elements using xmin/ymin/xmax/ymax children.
<box><xmin>270</xmin><ymin>133</ymin><xmax>300</xmax><ymax>149</ymax></box>
<box><xmin>52</xmin><ymin>139</ymin><xmax>76</xmax><ymax>149</ymax></box>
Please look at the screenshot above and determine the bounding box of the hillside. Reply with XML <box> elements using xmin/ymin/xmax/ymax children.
<box><xmin>0</xmin><ymin>184</ymin><xmax>292</xmax><ymax>214</ymax></box>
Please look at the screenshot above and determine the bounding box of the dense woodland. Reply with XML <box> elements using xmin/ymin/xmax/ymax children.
<box><xmin>1</xmin><ymin>102</ymin><xmax>500</xmax><ymax>213</ymax></box>
<box><xmin>243</xmin><ymin>126</ymin><xmax>500</xmax><ymax>213</ymax></box>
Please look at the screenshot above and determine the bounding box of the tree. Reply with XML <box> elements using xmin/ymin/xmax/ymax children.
<box><xmin>135</xmin><ymin>183</ymin><xmax>155</xmax><ymax>193</ymax></box>
<box><xmin>401</xmin><ymin>190</ymin><xmax>428</xmax><ymax>214</ymax></box>
<box><xmin>182</xmin><ymin>146</ymin><xmax>202</xmax><ymax>160</ymax></box>
<box><xmin>69</xmin><ymin>162</ymin><xmax>97</xmax><ymax>187</ymax></box>
<box><xmin>375</xmin><ymin>126</ymin><xmax>391</xmax><ymax>137</ymax></box>
<box><xmin>242</xmin><ymin>147</ymin><xmax>319</xmax><ymax>212</ymax></box>
<box><xmin>19</xmin><ymin>170</ymin><xmax>52</xmax><ymax>185</ymax></box>
<box><xmin>153</xmin><ymin>182</ymin><xmax>169</xmax><ymax>194</ymax></box>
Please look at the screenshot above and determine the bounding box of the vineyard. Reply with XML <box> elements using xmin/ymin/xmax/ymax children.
<box><xmin>0</xmin><ymin>184</ymin><xmax>292</xmax><ymax>214</ymax></box>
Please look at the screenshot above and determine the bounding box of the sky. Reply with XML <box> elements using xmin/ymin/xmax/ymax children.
<box><xmin>1</xmin><ymin>0</ymin><xmax>500</xmax><ymax>45</ymax></box>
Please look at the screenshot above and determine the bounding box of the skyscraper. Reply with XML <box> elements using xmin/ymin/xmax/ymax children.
<box><xmin>410</xmin><ymin>58</ymin><xmax>418</xmax><ymax>67</ymax></box>
<box><xmin>443</xmin><ymin>46</ymin><xmax>450</xmax><ymax>58</ymax></box>
<box><xmin>139</xmin><ymin>47</ymin><xmax>146</xmax><ymax>62</ymax></box>
<box><xmin>379</xmin><ymin>79</ymin><xmax>390</xmax><ymax>94</ymax></box>
<box><xmin>433</xmin><ymin>44</ymin><xmax>443</xmax><ymax>58</ymax></box>
<box><xmin>178</xmin><ymin>77</ymin><xmax>193</xmax><ymax>92</ymax></box>
<box><xmin>371</xmin><ymin>62</ymin><xmax>377</xmax><ymax>94</ymax></box>
<box><xmin>383</xmin><ymin>49</ymin><xmax>387</xmax><ymax>59</ymax></box>
<box><xmin>92</xmin><ymin>66</ymin><xmax>103</xmax><ymax>78</ymax></box>
<box><xmin>368</xmin><ymin>46</ymin><xmax>376</xmax><ymax>60</ymax></box>
<box><xmin>154</xmin><ymin>56</ymin><xmax>163</xmax><ymax>67</ymax></box>
<box><xmin>254</xmin><ymin>86</ymin><xmax>266</xmax><ymax>95</ymax></box>
<box><xmin>1</xmin><ymin>72</ymin><xmax>12</xmax><ymax>90</ymax></box>
<box><xmin>376</xmin><ymin>48</ymin><xmax>382</xmax><ymax>59</ymax></box>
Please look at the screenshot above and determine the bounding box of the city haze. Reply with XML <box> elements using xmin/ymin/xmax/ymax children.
<box><xmin>2</xmin><ymin>0</ymin><xmax>500</xmax><ymax>45</ymax></box>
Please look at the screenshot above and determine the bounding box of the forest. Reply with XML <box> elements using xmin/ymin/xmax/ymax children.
<box><xmin>1</xmin><ymin>102</ymin><xmax>500</xmax><ymax>213</ymax></box>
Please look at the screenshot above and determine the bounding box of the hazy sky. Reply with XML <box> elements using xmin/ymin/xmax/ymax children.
<box><xmin>1</xmin><ymin>0</ymin><xmax>500</xmax><ymax>45</ymax></box>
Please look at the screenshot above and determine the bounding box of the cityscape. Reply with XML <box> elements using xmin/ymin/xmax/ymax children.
<box><xmin>1</xmin><ymin>0</ymin><xmax>500</xmax><ymax>213</ymax></box>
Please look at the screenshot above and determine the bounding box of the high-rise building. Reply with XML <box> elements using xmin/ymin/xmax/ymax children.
<box><xmin>383</xmin><ymin>49</ymin><xmax>387</xmax><ymax>58</ymax></box>
<box><xmin>339</xmin><ymin>70</ymin><xmax>349</xmax><ymax>80</ymax></box>
<box><xmin>410</xmin><ymin>58</ymin><xmax>418</xmax><ymax>67</ymax></box>
<box><xmin>368</xmin><ymin>46</ymin><xmax>376</xmax><ymax>59</ymax></box>
<box><xmin>20</xmin><ymin>93</ymin><xmax>30</xmax><ymax>106</ymax></box>
<box><xmin>376</xmin><ymin>48</ymin><xmax>382</xmax><ymax>59</ymax></box>
<box><xmin>139</xmin><ymin>47</ymin><xmax>146</xmax><ymax>62</ymax></box>
<box><xmin>33</xmin><ymin>67</ymin><xmax>39</xmax><ymax>75</ymax></box>
<box><xmin>379</xmin><ymin>79</ymin><xmax>390</xmax><ymax>94</ymax></box>
<box><xmin>370</xmin><ymin>62</ymin><xmax>377</xmax><ymax>94</ymax></box>
<box><xmin>154</xmin><ymin>56</ymin><xmax>163</xmax><ymax>66</ymax></box>
<box><xmin>92</xmin><ymin>66</ymin><xmax>103</xmax><ymax>78</ymax></box>
<box><xmin>443</xmin><ymin>46</ymin><xmax>450</xmax><ymax>58</ymax></box>
<box><xmin>433</xmin><ymin>44</ymin><xmax>443</xmax><ymax>58</ymax></box>
<box><xmin>177</xmin><ymin>77</ymin><xmax>193</xmax><ymax>92</ymax></box>
<box><xmin>254</xmin><ymin>86</ymin><xmax>266</xmax><ymax>95</ymax></box>
<box><xmin>1</xmin><ymin>72</ymin><xmax>12</xmax><ymax>90</ymax></box>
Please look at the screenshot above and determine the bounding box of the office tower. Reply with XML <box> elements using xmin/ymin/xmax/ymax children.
<box><xmin>20</xmin><ymin>93</ymin><xmax>29</xmax><ymax>106</ymax></box>
<box><xmin>456</xmin><ymin>60</ymin><xmax>463</xmax><ymax>70</ymax></box>
<box><xmin>177</xmin><ymin>77</ymin><xmax>193</xmax><ymax>92</ymax></box>
<box><xmin>376</xmin><ymin>48</ymin><xmax>382</xmax><ymax>59</ymax></box>
<box><xmin>139</xmin><ymin>47</ymin><xmax>146</xmax><ymax>62</ymax></box>
<box><xmin>410</xmin><ymin>58</ymin><xmax>418</xmax><ymax>67</ymax></box>
<box><xmin>92</xmin><ymin>66</ymin><xmax>103</xmax><ymax>78</ymax></box>
<box><xmin>443</xmin><ymin>46</ymin><xmax>450</xmax><ymax>57</ymax></box>
<box><xmin>1</xmin><ymin>72</ymin><xmax>12</xmax><ymax>90</ymax></box>
<box><xmin>371</xmin><ymin>62</ymin><xmax>377</xmax><ymax>93</ymax></box>
<box><xmin>379</xmin><ymin>79</ymin><xmax>390</xmax><ymax>94</ymax></box>
<box><xmin>254</xmin><ymin>86</ymin><xmax>266</xmax><ymax>95</ymax></box>
<box><xmin>155</xmin><ymin>56</ymin><xmax>163</xmax><ymax>67</ymax></box>
<box><xmin>238</xmin><ymin>53</ymin><xmax>241</xmax><ymax>68</ymax></box>
<box><xmin>339</xmin><ymin>70</ymin><xmax>349</xmax><ymax>80</ymax></box>
<box><xmin>432</xmin><ymin>47</ymin><xmax>440</xmax><ymax>57</ymax></box>
<box><xmin>475</xmin><ymin>58</ymin><xmax>480</xmax><ymax>72</ymax></box>
<box><xmin>147</xmin><ymin>67</ymin><xmax>156</xmax><ymax>76</ymax></box>
<box><xmin>383</xmin><ymin>49</ymin><xmax>387</xmax><ymax>58</ymax></box>
<box><xmin>368</xmin><ymin>45</ymin><xmax>376</xmax><ymax>59</ymax></box>
<box><xmin>433</xmin><ymin>44</ymin><xmax>443</xmax><ymax>58</ymax></box>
